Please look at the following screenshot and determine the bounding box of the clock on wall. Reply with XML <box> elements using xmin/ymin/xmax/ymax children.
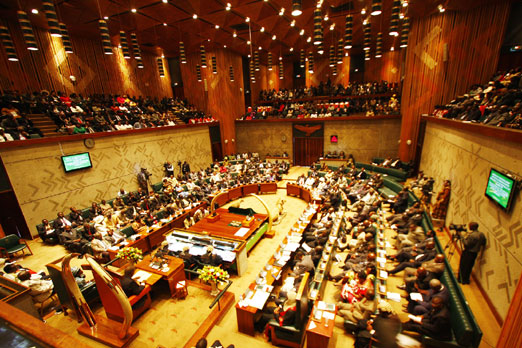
<box><xmin>84</xmin><ymin>138</ymin><xmax>95</xmax><ymax>149</ymax></box>
<box><xmin>281</xmin><ymin>135</ymin><xmax>287</xmax><ymax>142</ymax></box>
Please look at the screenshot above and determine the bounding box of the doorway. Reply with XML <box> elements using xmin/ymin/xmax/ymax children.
<box><xmin>293</xmin><ymin>137</ymin><xmax>323</xmax><ymax>166</ymax></box>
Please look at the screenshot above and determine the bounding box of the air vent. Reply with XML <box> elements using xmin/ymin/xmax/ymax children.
<box><xmin>330</xmin><ymin>1</ymin><xmax>354</xmax><ymax>14</ymax></box>
<box><xmin>230</xmin><ymin>23</ymin><xmax>250</xmax><ymax>32</ymax></box>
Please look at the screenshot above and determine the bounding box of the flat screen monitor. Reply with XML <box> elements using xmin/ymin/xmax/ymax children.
<box><xmin>484</xmin><ymin>168</ymin><xmax>516</xmax><ymax>211</ymax></box>
<box><xmin>61</xmin><ymin>152</ymin><xmax>92</xmax><ymax>173</ymax></box>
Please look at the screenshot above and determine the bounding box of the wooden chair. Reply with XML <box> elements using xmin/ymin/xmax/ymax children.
<box><xmin>267</xmin><ymin>272</ymin><xmax>311</xmax><ymax>348</ymax></box>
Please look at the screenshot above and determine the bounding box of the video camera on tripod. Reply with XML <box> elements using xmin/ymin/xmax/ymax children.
<box><xmin>444</xmin><ymin>223</ymin><xmax>468</xmax><ymax>261</ymax></box>
<box><xmin>448</xmin><ymin>223</ymin><xmax>467</xmax><ymax>240</ymax></box>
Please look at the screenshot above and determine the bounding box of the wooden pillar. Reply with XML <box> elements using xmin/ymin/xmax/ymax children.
<box><xmin>398</xmin><ymin>3</ymin><xmax>510</xmax><ymax>161</ymax></box>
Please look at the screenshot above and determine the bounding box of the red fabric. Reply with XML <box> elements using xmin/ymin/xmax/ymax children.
<box><xmin>479</xmin><ymin>104</ymin><xmax>486</xmax><ymax>116</ymax></box>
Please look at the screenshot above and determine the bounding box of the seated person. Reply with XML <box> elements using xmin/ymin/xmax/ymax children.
<box><xmin>340</xmin><ymin>271</ymin><xmax>373</xmax><ymax>304</ymax></box>
<box><xmin>53</xmin><ymin>212</ymin><xmax>72</xmax><ymax>234</ymax></box>
<box><xmin>199</xmin><ymin>246</ymin><xmax>223</xmax><ymax>266</ymax></box>
<box><xmin>256</xmin><ymin>290</ymin><xmax>298</xmax><ymax>333</ymax></box>
<box><xmin>338</xmin><ymin>289</ymin><xmax>376</xmax><ymax>322</ymax></box>
<box><xmin>353</xmin><ymin>301</ymin><xmax>401</xmax><ymax>348</ymax></box>
<box><xmin>99</xmin><ymin>199</ymin><xmax>113</xmax><ymax>215</ymax></box>
<box><xmin>68</xmin><ymin>207</ymin><xmax>84</xmax><ymax>227</ymax></box>
<box><xmin>90</xmin><ymin>233</ymin><xmax>110</xmax><ymax>263</ymax></box>
<box><xmin>59</xmin><ymin>224</ymin><xmax>89</xmax><ymax>253</ymax></box>
<box><xmin>37</xmin><ymin>219</ymin><xmax>58</xmax><ymax>244</ymax></box>
<box><xmin>407</xmin><ymin>279</ymin><xmax>449</xmax><ymax>316</ymax></box>
<box><xmin>120</xmin><ymin>265</ymin><xmax>149</xmax><ymax>310</ymax></box>
<box><xmin>402</xmin><ymin>296</ymin><xmax>452</xmax><ymax>341</ymax></box>
<box><xmin>17</xmin><ymin>270</ymin><xmax>54</xmax><ymax>303</ymax></box>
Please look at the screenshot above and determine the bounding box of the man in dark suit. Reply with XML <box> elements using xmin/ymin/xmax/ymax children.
<box><xmin>120</xmin><ymin>265</ymin><xmax>148</xmax><ymax>310</ymax></box>
<box><xmin>403</xmin><ymin>296</ymin><xmax>452</xmax><ymax>341</ymax></box>
<box><xmin>407</xmin><ymin>279</ymin><xmax>450</xmax><ymax>315</ymax></box>
<box><xmin>37</xmin><ymin>219</ymin><xmax>58</xmax><ymax>245</ymax></box>
<box><xmin>200</xmin><ymin>246</ymin><xmax>223</xmax><ymax>266</ymax></box>
<box><xmin>53</xmin><ymin>212</ymin><xmax>71</xmax><ymax>234</ymax></box>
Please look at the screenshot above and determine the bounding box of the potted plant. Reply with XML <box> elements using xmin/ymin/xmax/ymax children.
<box><xmin>197</xmin><ymin>265</ymin><xmax>229</xmax><ymax>296</ymax></box>
<box><xmin>116</xmin><ymin>246</ymin><xmax>143</xmax><ymax>264</ymax></box>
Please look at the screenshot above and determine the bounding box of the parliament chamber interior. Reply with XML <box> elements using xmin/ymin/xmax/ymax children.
<box><xmin>0</xmin><ymin>0</ymin><xmax>521</xmax><ymax>347</ymax></box>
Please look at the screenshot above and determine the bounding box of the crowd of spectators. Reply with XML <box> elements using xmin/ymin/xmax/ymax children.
<box><xmin>258</xmin><ymin>80</ymin><xmax>400</xmax><ymax>101</ymax></box>
<box><xmin>0</xmin><ymin>90</ymin><xmax>215</xmax><ymax>138</ymax></box>
<box><xmin>432</xmin><ymin>68</ymin><xmax>522</xmax><ymax>129</ymax></box>
<box><xmin>0</xmin><ymin>102</ymin><xmax>43</xmax><ymax>141</ymax></box>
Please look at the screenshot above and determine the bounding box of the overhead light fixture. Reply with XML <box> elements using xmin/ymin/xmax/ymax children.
<box><xmin>438</xmin><ymin>4</ymin><xmax>445</xmax><ymax>12</ymax></box>
<box><xmin>131</xmin><ymin>8</ymin><xmax>137</xmax><ymax>13</ymax></box>
<box><xmin>179</xmin><ymin>41</ymin><xmax>186</xmax><ymax>63</ymax></box>
<box><xmin>245</xmin><ymin>17</ymin><xmax>250</xmax><ymax>22</ymax></box>
<box><xmin>279</xmin><ymin>61</ymin><xmax>284</xmax><ymax>80</ymax></box>
<box><xmin>18</xmin><ymin>11</ymin><xmax>39</xmax><ymax>51</ymax></box>
<box><xmin>120</xmin><ymin>31</ymin><xmax>131</xmax><ymax>59</ymax></box>
<box><xmin>223</xmin><ymin>44</ymin><xmax>227</xmax><ymax>48</ymax></box>
<box><xmin>317</xmin><ymin>42</ymin><xmax>324</xmax><ymax>55</ymax></box>
<box><xmin>290</xmin><ymin>20</ymin><xmax>296</xmax><ymax>27</ymax></box>
<box><xmin>308</xmin><ymin>52</ymin><xmax>314</xmax><ymax>73</ymax></box>
<box><xmin>162</xmin><ymin>0</ymin><xmax>168</xmax><ymax>3</ymax></box>
<box><xmin>390</xmin><ymin>46</ymin><xmax>395</xmax><ymax>51</ymax></box>
<box><xmin>279</xmin><ymin>8</ymin><xmax>285</xmax><ymax>16</ymax></box>
<box><xmin>103</xmin><ymin>16</ymin><xmax>109</xmax><ymax>20</ymax></box>
<box><xmin>344</xmin><ymin>14</ymin><xmax>352</xmax><ymax>49</ymax></box>
<box><xmin>300</xmin><ymin>29</ymin><xmax>305</xmax><ymax>35</ymax></box>
<box><xmin>258</xmin><ymin>46</ymin><xmax>262</xmax><ymax>50</ymax></box>
<box><xmin>402</xmin><ymin>0</ymin><xmax>408</xmax><ymax>7</ymax></box>
<box><xmin>233</xmin><ymin>31</ymin><xmax>237</xmax><ymax>37</ymax></box>
<box><xmin>329</xmin><ymin>45</ymin><xmax>335</xmax><ymax>66</ymax></box>
<box><xmin>254</xmin><ymin>51</ymin><xmax>260</xmax><ymax>71</ymax></box>
<box><xmin>363</xmin><ymin>23</ymin><xmax>371</xmax><ymax>51</ymax></box>
<box><xmin>400</xmin><ymin>17</ymin><xmax>410</xmax><ymax>47</ymax></box>
<box><xmin>371</xmin><ymin>0</ymin><xmax>382</xmax><ymax>16</ymax></box>
<box><xmin>161</xmin><ymin>54</ymin><xmax>165</xmax><ymax>58</ymax></box>
<box><xmin>399</xmin><ymin>13</ymin><xmax>405</xmax><ymax>19</ymax></box>
<box><xmin>307</xmin><ymin>36</ymin><xmax>312</xmax><ymax>42</ymax></box>
<box><xmin>300</xmin><ymin>49</ymin><xmax>305</xmax><ymax>67</ymax></box>
<box><xmin>272</xmin><ymin>35</ymin><xmax>276</xmax><ymax>40</ymax></box>
<box><xmin>313</xmin><ymin>8</ymin><xmax>323</xmax><ymax>45</ymax></box>
<box><xmin>361</xmin><ymin>8</ymin><xmax>366</xmax><ymax>15</ymax></box>
<box><xmin>229</xmin><ymin>66</ymin><xmax>234</xmax><ymax>82</ymax></box>
<box><xmin>375</xmin><ymin>32</ymin><xmax>382</xmax><ymax>57</ymax></box>
<box><xmin>337</xmin><ymin>38</ymin><xmax>343</xmax><ymax>63</ymax></box>
<box><xmin>98</xmin><ymin>20</ymin><xmax>112</xmax><ymax>54</ymax></box>
<box><xmin>247</xmin><ymin>40</ymin><xmax>251</xmax><ymax>45</ymax></box>
<box><xmin>196</xmin><ymin>64</ymin><xmax>201</xmax><ymax>82</ymax></box>
<box><xmin>290</xmin><ymin>47</ymin><xmax>294</xmax><ymax>52</ymax></box>
<box><xmin>42</xmin><ymin>1</ymin><xmax>62</xmax><ymax>37</ymax></box>
<box><xmin>158</xmin><ymin>57</ymin><xmax>165</xmax><ymax>77</ymax></box>
<box><xmin>163</xmin><ymin>23</ymin><xmax>167</xmax><ymax>26</ymax></box>
<box><xmin>292</xmin><ymin>0</ymin><xmax>302</xmax><ymax>16</ymax></box>
<box><xmin>260</xmin><ymin>27</ymin><xmax>265</xmax><ymax>32</ymax></box>
<box><xmin>268</xmin><ymin>52</ymin><xmax>273</xmax><ymax>69</ymax></box>
<box><xmin>212</xmin><ymin>56</ymin><xmax>217</xmax><ymax>74</ymax></box>
<box><xmin>193</xmin><ymin>14</ymin><xmax>198</xmax><ymax>19</ymax></box>
<box><xmin>329</xmin><ymin>23</ymin><xmax>335</xmax><ymax>31</ymax></box>
<box><xmin>215</xmin><ymin>24</ymin><xmax>220</xmax><ymax>29</ymax></box>
<box><xmin>365</xmin><ymin>50</ymin><xmax>370</xmax><ymax>60</ymax></box>
<box><xmin>389</xmin><ymin>0</ymin><xmax>400</xmax><ymax>36</ymax></box>
<box><xmin>0</xmin><ymin>26</ymin><xmax>19</xmax><ymax>61</ymax></box>
<box><xmin>226</xmin><ymin>3</ymin><xmax>231</xmax><ymax>11</ymax></box>
<box><xmin>60</xmin><ymin>23</ymin><xmax>74</xmax><ymax>54</ymax></box>
<box><xmin>324</xmin><ymin>15</ymin><xmax>329</xmax><ymax>21</ymax></box>
<box><xmin>200</xmin><ymin>45</ymin><xmax>207</xmax><ymax>68</ymax></box>
<box><xmin>31</xmin><ymin>9</ymin><xmax>39</xmax><ymax>14</ymax></box>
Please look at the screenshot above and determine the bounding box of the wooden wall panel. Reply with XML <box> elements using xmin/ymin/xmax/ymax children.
<box><xmin>305</xmin><ymin>55</ymin><xmax>350</xmax><ymax>87</ymax></box>
<box><xmin>364</xmin><ymin>50</ymin><xmax>404</xmax><ymax>83</ymax></box>
<box><xmin>497</xmin><ymin>274</ymin><xmax>522</xmax><ymax>348</ymax></box>
<box><xmin>399</xmin><ymin>2</ymin><xmax>510</xmax><ymax>161</ymax></box>
<box><xmin>180</xmin><ymin>48</ymin><xmax>245</xmax><ymax>155</ymax></box>
<box><xmin>250</xmin><ymin>60</ymin><xmax>292</xmax><ymax>102</ymax></box>
<box><xmin>0</xmin><ymin>20</ymin><xmax>172</xmax><ymax>98</ymax></box>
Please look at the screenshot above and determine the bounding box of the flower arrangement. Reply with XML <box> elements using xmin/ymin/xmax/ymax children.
<box><xmin>197</xmin><ymin>265</ymin><xmax>229</xmax><ymax>284</ymax></box>
<box><xmin>116</xmin><ymin>246</ymin><xmax>143</xmax><ymax>264</ymax></box>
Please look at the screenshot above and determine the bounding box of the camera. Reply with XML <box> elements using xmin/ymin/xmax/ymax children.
<box><xmin>449</xmin><ymin>223</ymin><xmax>466</xmax><ymax>232</ymax></box>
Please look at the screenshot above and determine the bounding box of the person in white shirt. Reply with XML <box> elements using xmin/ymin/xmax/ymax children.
<box><xmin>0</xmin><ymin>128</ymin><xmax>14</xmax><ymax>141</ymax></box>
<box><xmin>18</xmin><ymin>271</ymin><xmax>54</xmax><ymax>303</ymax></box>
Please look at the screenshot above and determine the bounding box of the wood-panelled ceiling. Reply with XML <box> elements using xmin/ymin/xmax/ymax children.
<box><xmin>0</xmin><ymin>0</ymin><xmax>510</xmax><ymax>61</ymax></box>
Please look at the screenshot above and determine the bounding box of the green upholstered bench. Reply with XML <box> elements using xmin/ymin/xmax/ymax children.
<box><xmin>120</xmin><ymin>226</ymin><xmax>136</xmax><ymax>238</ymax></box>
<box><xmin>152</xmin><ymin>182</ymin><xmax>163</xmax><ymax>193</ymax></box>
<box><xmin>0</xmin><ymin>234</ymin><xmax>33</xmax><ymax>259</ymax></box>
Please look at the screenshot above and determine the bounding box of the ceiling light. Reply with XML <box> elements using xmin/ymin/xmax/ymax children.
<box><xmin>207</xmin><ymin>38</ymin><xmax>210</xmax><ymax>42</ymax></box>
<box><xmin>163</xmin><ymin>23</ymin><xmax>167</xmax><ymax>26</ymax></box>
<box><xmin>103</xmin><ymin>16</ymin><xmax>109</xmax><ymax>20</ymax></box>
<box><xmin>403</xmin><ymin>0</ymin><xmax>408</xmax><ymax>7</ymax></box>
<box><xmin>224</xmin><ymin>45</ymin><xmax>227</xmax><ymax>48</ymax></box>
<box><xmin>391</xmin><ymin>46</ymin><xmax>395</xmax><ymax>51</ymax></box>
<box><xmin>226</xmin><ymin>5</ymin><xmax>231</xmax><ymax>11</ymax></box>
<box><xmin>272</xmin><ymin>35</ymin><xmax>276</xmax><ymax>40</ymax></box>
<box><xmin>31</xmin><ymin>9</ymin><xmax>38</xmax><ymax>14</ymax></box>
<box><xmin>226</xmin><ymin>3</ymin><xmax>231</xmax><ymax>10</ymax></box>
<box><xmin>260</xmin><ymin>27</ymin><xmax>265</xmax><ymax>32</ymax></box>
<box><xmin>233</xmin><ymin>31</ymin><xmax>237</xmax><ymax>37</ymax></box>
<box><xmin>324</xmin><ymin>15</ymin><xmax>329</xmax><ymax>21</ymax></box>
<box><xmin>300</xmin><ymin>29</ymin><xmax>305</xmax><ymax>35</ymax></box>
<box><xmin>329</xmin><ymin>24</ymin><xmax>335</xmax><ymax>30</ymax></box>
<box><xmin>248</xmin><ymin>54</ymin><xmax>251</xmax><ymax>58</ymax></box>
<box><xmin>193</xmin><ymin>14</ymin><xmax>198</xmax><ymax>19</ymax></box>
<box><xmin>247</xmin><ymin>40</ymin><xmax>251</xmax><ymax>45</ymax></box>
<box><xmin>290</xmin><ymin>20</ymin><xmax>296</xmax><ymax>27</ymax></box>
<box><xmin>361</xmin><ymin>8</ymin><xmax>366</xmax><ymax>15</ymax></box>
<box><xmin>131</xmin><ymin>8</ymin><xmax>137</xmax><ymax>13</ymax></box>
<box><xmin>279</xmin><ymin>8</ymin><xmax>285</xmax><ymax>16</ymax></box>
<box><xmin>292</xmin><ymin>0</ymin><xmax>302</xmax><ymax>16</ymax></box>
<box><xmin>438</xmin><ymin>4</ymin><xmax>445</xmax><ymax>12</ymax></box>
<box><xmin>245</xmin><ymin>17</ymin><xmax>250</xmax><ymax>22</ymax></box>
<box><xmin>215</xmin><ymin>24</ymin><xmax>220</xmax><ymax>29</ymax></box>
<box><xmin>290</xmin><ymin>47</ymin><xmax>294</xmax><ymax>52</ymax></box>
<box><xmin>161</xmin><ymin>54</ymin><xmax>165</xmax><ymax>58</ymax></box>
<box><xmin>307</xmin><ymin>36</ymin><xmax>312</xmax><ymax>42</ymax></box>
<box><xmin>399</xmin><ymin>13</ymin><xmax>404</xmax><ymax>19</ymax></box>
<box><xmin>363</xmin><ymin>18</ymin><xmax>368</xmax><ymax>25</ymax></box>
<box><xmin>162</xmin><ymin>0</ymin><xmax>168</xmax><ymax>3</ymax></box>
<box><xmin>258</xmin><ymin>46</ymin><xmax>262</xmax><ymax>50</ymax></box>
<box><xmin>371</xmin><ymin>0</ymin><xmax>382</xmax><ymax>16</ymax></box>
<box><xmin>345</xmin><ymin>52</ymin><xmax>348</xmax><ymax>56</ymax></box>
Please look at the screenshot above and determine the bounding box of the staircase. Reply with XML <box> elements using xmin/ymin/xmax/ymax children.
<box><xmin>25</xmin><ymin>114</ymin><xmax>60</xmax><ymax>137</ymax></box>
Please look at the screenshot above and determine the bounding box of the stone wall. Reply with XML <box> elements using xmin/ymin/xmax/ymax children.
<box><xmin>420</xmin><ymin>121</ymin><xmax>522</xmax><ymax>318</ymax></box>
<box><xmin>0</xmin><ymin>126</ymin><xmax>212</xmax><ymax>236</ymax></box>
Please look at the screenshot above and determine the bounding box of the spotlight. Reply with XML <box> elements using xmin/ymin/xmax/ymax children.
<box><xmin>247</xmin><ymin>40</ymin><xmax>251</xmax><ymax>45</ymax></box>
<box><xmin>290</xmin><ymin>47</ymin><xmax>294</xmax><ymax>52</ymax></box>
<box><xmin>31</xmin><ymin>9</ymin><xmax>38</xmax><ymax>14</ymax></box>
<box><xmin>300</xmin><ymin>29</ymin><xmax>305</xmax><ymax>35</ymax></box>
<box><xmin>131</xmin><ymin>8</ymin><xmax>137</xmax><ymax>13</ymax></box>
<box><xmin>103</xmin><ymin>16</ymin><xmax>109</xmax><ymax>20</ymax></box>
<box><xmin>290</xmin><ymin>20</ymin><xmax>296</xmax><ymax>27</ymax></box>
<box><xmin>233</xmin><ymin>31</ymin><xmax>237</xmax><ymax>37</ymax></box>
<box><xmin>163</xmin><ymin>23</ymin><xmax>167</xmax><ymax>26</ymax></box>
<box><xmin>245</xmin><ymin>17</ymin><xmax>250</xmax><ymax>22</ymax></box>
<box><xmin>324</xmin><ymin>15</ymin><xmax>329</xmax><ymax>21</ymax></box>
<box><xmin>272</xmin><ymin>35</ymin><xmax>276</xmax><ymax>40</ymax></box>
<box><xmin>438</xmin><ymin>4</ymin><xmax>445</xmax><ymax>12</ymax></box>
<box><xmin>329</xmin><ymin>24</ymin><xmax>335</xmax><ymax>30</ymax></box>
<box><xmin>371</xmin><ymin>0</ymin><xmax>382</xmax><ymax>16</ymax></box>
<box><xmin>162</xmin><ymin>0</ymin><xmax>168</xmax><ymax>3</ymax></box>
<box><xmin>215</xmin><ymin>24</ymin><xmax>220</xmax><ymax>29</ymax></box>
<box><xmin>403</xmin><ymin>0</ymin><xmax>408</xmax><ymax>7</ymax></box>
<box><xmin>279</xmin><ymin>8</ymin><xmax>285</xmax><ymax>16</ymax></box>
<box><xmin>193</xmin><ymin>14</ymin><xmax>198</xmax><ymax>19</ymax></box>
<box><xmin>307</xmin><ymin>36</ymin><xmax>312</xmax><ymax>42</ymax></box>
<box><xmin>260</xmin><ymin>27</ymin><xmax>265</xmax><ymax>32</ymax></box>
<box><xmin>258</xmin><ymin>46</ymin><xmax>262</xmax><ymax>50</ymax></box>
<box><xmin>361</xmin><ymin>8</ymin><xmax>366</xmax><ymax>15</ymax></box>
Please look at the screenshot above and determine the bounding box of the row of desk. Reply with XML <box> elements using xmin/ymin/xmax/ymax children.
<box><xmin>235</xmin><ymin>203</ymin><xmax>318</xmax><ymax>336</ymax></box>
<box><xmin>212</xmin><ymin>182</ymin><xmax>278</xmax><ymax>207</ymax></box>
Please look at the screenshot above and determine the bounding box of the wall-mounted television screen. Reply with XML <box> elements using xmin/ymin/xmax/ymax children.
<box><xmin>484</xmin><ymin>168</ymin><xmax>516</xmax><ymax>211</ymax></box>
<box><xmin>61</xmin><ymin>152</ymin><xmax>92</xmax><ymax>173</ymax></box>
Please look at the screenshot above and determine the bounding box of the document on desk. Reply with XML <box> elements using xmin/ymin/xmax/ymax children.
<box><xmin>322</xmin><ymin>311</ymin><xmax>335</xmax><ymax>320</ymax></box>
<box><xmin>284</xmin><ymin>242</ymin><xmax>301</xmax><ymax>252</ymax></box>
<box><xmin>234</xmin><ymin>227</ymin><xmax>250</xmax><ymax>237</ymax></box>
<box><xmin>410</xmin><ymin>292</ymin><xmax>423</xmax><ymax>301</ymax></box>
<box><xmin>132</xmin><ymin>270</ymin><xmax>152</xmax><ymax>283</ymax></box>
<box><xmin>249</xmin><ymin>290</ymin><xmax>271</xmax><ymax>309</ymax></box>
<box><xmin>386</xmin><ymin>292</ymin><xmax>401</xmax><ymax>302</ymax></box>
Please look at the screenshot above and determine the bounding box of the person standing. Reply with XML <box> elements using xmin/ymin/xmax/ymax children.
<box><xmin>458</xmin><ymin>222</ymin><xmax>486</xmax><ymax>284</ymax></box>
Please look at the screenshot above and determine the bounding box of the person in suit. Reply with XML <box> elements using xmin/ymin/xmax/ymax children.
<box><xmin>59</xmin><ymin>224</ymin><xmax>87</xmax><ymax>253</ymax></box>
<box><xmin>53</xmin><ymin>212</ymin><xmax>71</xmax><ymax>234</ymax></box>
<box><xmin>338</xmin><ymin>289</ymin><xmax>376</xmax><ymax>322</ymax></box>
<box><xmin>200</xmin><ymin>246</ymin><xmax>223</xmax><ymax>266</ymax></box>
<box><xmin>37</xmin><ymin>219</ymin><xmax>58</xmax><ymax>245</ymax></box>
<box><xmin>458</xmin><ymin>222</ymin><xmax>486</xmax><ymax>285</ymax></box>
<box><xmin>120</xmin><ymin>265</ymin><xmax>148</xmax><ymax>309</ymax></box>
<box><xmin>81</xmin><ymin>222</ymin><xmax>96</xmax><ymax>241</ymax></box>
<box><xmin>402</xmin><ymin>296</ymin><xmax>452</xmax><ymax>341</ymax></box>
<box><xmin>408</xmin><ymin>279</ymin><xmax>450</xmax><ymax>315</ymax></box>
<box><xmin>68</xmin><ymin>207</ymin><xmax>84</xmax><ymax>227</ymax></box>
